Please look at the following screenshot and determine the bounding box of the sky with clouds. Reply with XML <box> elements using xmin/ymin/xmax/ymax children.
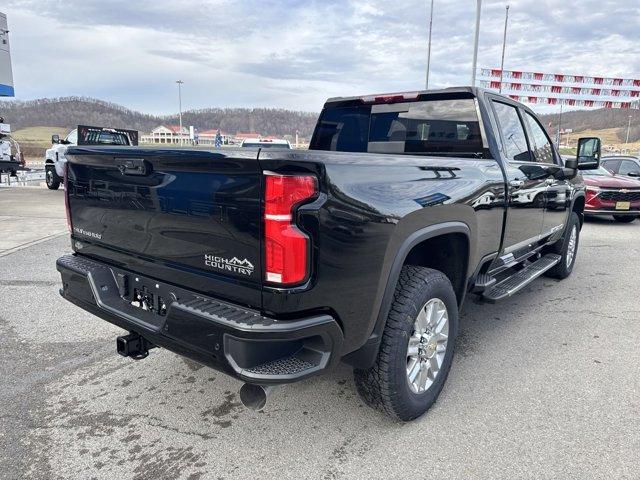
<box><xmin>2</xmin><ymin>0</ymin><xmax>639</xmax><ymax>114</ymax></box>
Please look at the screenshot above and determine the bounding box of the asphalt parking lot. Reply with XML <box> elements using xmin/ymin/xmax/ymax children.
<box><xmin>1</xmin><ymin>187</ymin><xmax>639</xmax><ymax>480</ymax></box>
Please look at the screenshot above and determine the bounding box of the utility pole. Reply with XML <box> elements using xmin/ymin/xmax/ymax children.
<box><xmin>471</xmin><ymin>0</ymin><xmax>482</xmax><ymax>86</ymax></box>
<box><xmin>176</xmin><ymin>80</ymin><xmax>184</xmax><ymax>146</ymax></box>
<box><xmin>425</xmin><ymin>0</ymin><xmax>434</xmax><ymax>89</ymax></box>
<box><xmin>499</xmin><ymin>5</ymin><xmax>509</xmax><ymax>93</ymax></box>
<box><xmin>625</xmin><ymin>115</ymin><xmax>632</xmax><ymax>144</ymax></box>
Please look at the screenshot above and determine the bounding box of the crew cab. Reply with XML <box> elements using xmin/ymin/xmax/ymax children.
<box><xmin>56</xmin><ymin>88</ymin><xmax>599</xmax><ymax>420</ymax></box>
<box><xmin>45</xmin><ymin>125</ymin><xmax>138</xmax><ymax>189</ymax></box>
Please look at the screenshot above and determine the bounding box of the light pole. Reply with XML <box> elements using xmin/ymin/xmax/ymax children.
<box><xmin>471</xmin><ymin>0</ymin><xmax>482</xmax><ymax>86</ymax></box>
<box><xmin>425</xmin><ymin>0</ymin><xmax>434</xmax><ymax>89</ymax></box>
<box><xmin>499</xmin><ymin>5</ymin><xmax>509</xmax><ymax>93</ymax></box>
<box><xmin>625</xmin><ymin>115</ymin><xmax>632</xmax><ymax>144</ymax></box>
<box><xmin>556</xmin><ymin>103</ymin><xmax>563</xmax><ymax>147</ymax></box>
<box><xmin>176</xmin><ymin>80</ymin><xmax>184</xmax><ymax>146</ymax></box>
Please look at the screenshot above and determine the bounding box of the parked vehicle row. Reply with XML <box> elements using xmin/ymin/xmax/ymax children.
<box><xmin>57</xmin><ymin>87</ymin><xmax>603</xmax><ymax>420</ymax></box>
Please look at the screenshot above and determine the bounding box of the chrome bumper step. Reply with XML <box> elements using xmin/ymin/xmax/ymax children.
<box><xmin>482</xmin><ymin>254</ymin><xmax>561</xmax><ymax>302</ymax></box>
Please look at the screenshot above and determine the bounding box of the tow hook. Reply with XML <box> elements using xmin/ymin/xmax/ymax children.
<box><xmin>239</xmin><ymin>384</ymin><xmax>274</xmax><ymax>411</ymax></box>
<box><xmin>116</xmin><ymin>332</ymin><xmax>154</xmax><ymax>360</ymax></box>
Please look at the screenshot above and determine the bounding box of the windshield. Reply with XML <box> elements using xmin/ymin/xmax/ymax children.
<box><xmin>310</xmin><ymin>97</ymin><xmax>483</xmax><ymax>156</ymax></box>
<box><xmin>582</xmin><ymin>166</ymin><xmax>614</xmax><ymax>176</ymax></box>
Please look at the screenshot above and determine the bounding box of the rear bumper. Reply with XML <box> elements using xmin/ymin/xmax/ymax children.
<box><xmin>57</xmin><ymin>254</ymin><xmax>343</xmax><ymax>385</ymax></box>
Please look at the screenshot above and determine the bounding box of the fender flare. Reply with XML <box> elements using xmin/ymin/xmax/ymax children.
<box><xmin>569</xmin><ymin>190</ymin><xmax>586</xmax><ymax>227</ymax></box>
<box><xmin>343</xmin><ymin>221</ymin><xmax>471</xmax><ymax>368</ymax></box>
<box><xmin>373</xmin><ymin>221</ymin><xmax>471</xmax><ymax>337</ymax></box>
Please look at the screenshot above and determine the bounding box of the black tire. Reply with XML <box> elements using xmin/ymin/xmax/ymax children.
<box><xmin>613</xmin><ymin>215</ymin><xmax>637</xmax><ymax>223</ymax></box>
<box><xmin>545</xmin><ymin>211</ymin><xmax>580</xmax><ymax>279</ymax></box>
<box><xmin>354</xmin><ymin>266</ymin><xmax>458</xmax><ymax>421</ymax></box>
<box><xmin>45</xmin><ymin>165</ymin><xmax>61</xmax><ymax>190</ymax></box>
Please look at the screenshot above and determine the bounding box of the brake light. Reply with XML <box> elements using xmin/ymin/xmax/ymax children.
<box><xmin>264</xmin><ymin>174</ymin><xmax>317</xmax><ymax>285</ymax></box>
<box><xmin>361</xmin><ymin>91</ymin><xmax>421</xmax><ymax>104</ymax></box>
<box><xmin>64</xmin><ymin>163</ymin><xmax>72</xmax><ymax>232</ymax></box>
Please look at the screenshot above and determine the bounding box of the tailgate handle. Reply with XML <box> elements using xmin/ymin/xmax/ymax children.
<box><xmin>117</xmin><ymin>158</ymin><xmax>150</xmax><ymax>176</ymax></box>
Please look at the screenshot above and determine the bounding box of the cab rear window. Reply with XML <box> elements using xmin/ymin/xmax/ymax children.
<box><xmin>83</xmin><ymin>131</ymin><xmax>129</xmax><ymax>145</ymax></box>
<box><xmin>310</xmin><ymin>98</ymin><xmax>483</xmax><ymax>156</ymax></box>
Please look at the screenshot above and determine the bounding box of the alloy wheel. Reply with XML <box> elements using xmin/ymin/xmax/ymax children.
<box><xmin>406</xmin><ymin>298</ymin><xmax>449</xmax><ymax>394</ymax></box>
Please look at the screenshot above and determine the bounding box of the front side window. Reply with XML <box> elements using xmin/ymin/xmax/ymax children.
<box><xmin>492</xmin><ymin>102</ymin><xmax>530</xmax><ymax>162</ymax></box>
<box><xmin>524</xmin><ymin>112</ymin><xmax>555</xmax><ymax>164</ymax></box>
<box><xmin>66</xmin><ymin>129</ymin><xmax>78</xmax><ymax>144</ymax></box>
<box><xmin>601</xmin><ymin>159</ymin><xmax>619</xmax><ymax>173</ymax></box>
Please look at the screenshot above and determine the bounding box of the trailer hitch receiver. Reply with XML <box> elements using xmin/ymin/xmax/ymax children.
<box><xmin>116</xmin><ymin>332</ymin><xmax>154</xmax><ymax>360</ymax></box>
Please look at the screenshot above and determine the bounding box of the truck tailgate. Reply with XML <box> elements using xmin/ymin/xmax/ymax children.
<box><xmin>65</xmin><ymin>147</ymin><xmax>263</xmax><ymax>306</ymax></box>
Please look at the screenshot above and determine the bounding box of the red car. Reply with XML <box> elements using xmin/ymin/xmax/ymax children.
<box><xmin>583</xmin><ymin>166</ymin><xmax>640</xmax><ymax>222</ymax></box>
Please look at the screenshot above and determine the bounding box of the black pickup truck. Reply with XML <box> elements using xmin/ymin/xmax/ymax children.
<box><xmin>57</xmin><ymin>87</ymin><xmax>600</xmax><ymax>420</ymax></box>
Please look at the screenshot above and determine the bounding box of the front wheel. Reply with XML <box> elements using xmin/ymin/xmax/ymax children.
<box><xmin>45</xmin><ymin>165</ymin><xmax>61</xmax><ymax>190</ymax></box>
<box><xmin>354</xmin><ymin>266</ymin><xmax>458</xmax><ymax>421</ymax></box>
<box><xmin>613</xmin><ymin>215</ymin><xmax>637</xmax><ymax>223</ymax></box>
<box><xmin>545</xmin><ymin>211</ymin><xmax>580</xmax><ymax>279</ymax></box>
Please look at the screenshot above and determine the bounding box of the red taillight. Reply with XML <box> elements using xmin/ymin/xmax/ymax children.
<box><xmin>64</xmin><ymin>163</ymin><xmax>72</xmax><ymax>232</ymax></box>
<box><xmin>264</xmin><ymin>174</ymin><xmax>317</xmax><ymax>285</ymax></box>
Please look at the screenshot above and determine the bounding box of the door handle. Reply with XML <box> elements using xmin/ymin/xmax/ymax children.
<box><xmin>117</xmin><ymin>158</ymin><xmax>150</xmax><ymax>176</ymax></box>
<box><xmin>509</xmin><ymin>180</ymin><xmax>524</xmax><ymax>189</ymax></box>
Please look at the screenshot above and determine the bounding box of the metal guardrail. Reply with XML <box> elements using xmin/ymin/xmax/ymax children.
<box><xmin>0</xmin><ymin>168</ymin><xmax>45</xmax><ymax>187</ymax></box>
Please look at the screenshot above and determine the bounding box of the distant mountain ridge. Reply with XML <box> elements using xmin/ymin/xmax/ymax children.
<box><xmin>0</xmin><ymin>97</ymin><xmax>320</xmax><ymax>138</ymax></box>
<box><xmin>1</xmin><ymin>96</ymin><xmax>638</xmax><ymax>142</ymax></box>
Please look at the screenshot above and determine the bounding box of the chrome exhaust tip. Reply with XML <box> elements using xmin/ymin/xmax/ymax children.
<box><xmin>239</xmin><ymin>383</ymin><xmax>273</xmax><ymax>411</ymax></box>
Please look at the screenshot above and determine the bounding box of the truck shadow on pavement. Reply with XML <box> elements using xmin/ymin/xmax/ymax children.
<box><xmin>39</xmin><ymin>283</ymin><xmax>560</xmax><ymax>476</ymax></box>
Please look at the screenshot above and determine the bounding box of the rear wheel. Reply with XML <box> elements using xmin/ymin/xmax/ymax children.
<box><xmin>545</xmin><ymin>211</ymin><xmax>580</xmax><ymax>279</ymax></box>
<box><xmin>613</xmin><ymin>215</ymin><xmax>637</xmax><ymax>223</ymax></box>
<box><xmin>45</xmin><ymin>165</ymin><xmax>60</xmax><ymax>190</ymax></box>
<box><xmin>353</xmin><ymin>266</ymin><xmax>458</xmax><ymax>421</ymax></box>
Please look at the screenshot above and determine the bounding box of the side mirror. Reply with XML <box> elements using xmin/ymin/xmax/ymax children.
<box><xmin>51</xmin><ymin>134</ymin><xmax>60</xmax><ymax>144</ymax></box>
<box><xmin>575</xmin><ymin>137</ymin><xmax>601</xmax><ymax>170</ymax></box>
<box><xmin>628</xmin><ymin>171</ymin><xmax>640</xmax><ymax>177</ymax></box>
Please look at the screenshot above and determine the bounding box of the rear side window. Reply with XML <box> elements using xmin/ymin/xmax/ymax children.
<box><xmin>492</xmin><ymin>102</ymin><xmax>531</xmax><ymax>162</ymax></box>
<box><xmin>524</xmin><ymin>111</ymin><xmax>555</xmax><ymax>164</ymax></box>
<box><xmin>619</xmin><ymin>159</ymin><xmax>640</xmax><ymax>175</ymax></box>
<box><xmin>310</xmin><ymin>97</ymin><xmax>484</xmax><ymax>156</ymax></box>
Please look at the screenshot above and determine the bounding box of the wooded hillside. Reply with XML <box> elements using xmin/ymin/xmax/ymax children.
<box><xmin>0</xmin><ymin>97</ymin><xmax>320</xmax><ymax>137</ymax></box>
